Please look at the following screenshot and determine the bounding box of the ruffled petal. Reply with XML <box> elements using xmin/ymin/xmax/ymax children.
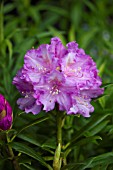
<box><xmin>39</xmin><ymin>92</ymin><xmax>56</xmax><ymax>112</ymax></box>
<box><xmin>56</xmin><ymin>92</ymin><xmax>71</xmax><ymax>111</ymax></box>
<box><xmin>17</xmin><ymin>96</ymin><xmax>41</xmax><ymax>114</ymax></box>
<box><xmin>68</xmin><ymin>95</ymin><xmax>94</xmax><ymax>117</ymax></box>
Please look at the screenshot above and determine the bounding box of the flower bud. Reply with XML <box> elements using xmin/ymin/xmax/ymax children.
<box><xmin>0</xmin><ymin>94</ymin><xmax>13</xmax><ymax>131</ymax></box>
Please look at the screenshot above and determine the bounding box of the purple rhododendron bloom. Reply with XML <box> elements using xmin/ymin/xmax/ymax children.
<box><xmin>0</xmin><ymin>94</ymin><xmax>13</xmax><ymax>130</ymax></box>
<box><xmin>13</xmin><ymin>37</ymin><xmax>104</xmax><ymax>117</ymax></box>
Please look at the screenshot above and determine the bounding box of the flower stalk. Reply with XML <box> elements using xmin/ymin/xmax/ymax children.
<box><xmin>53</xmin><ymin>111</ymin><xmax>65</xmax><ymax>170</ymax></box>
<box><xmin>6</xmin><ymin>132</ymin><xmax>21</xmax><ymax>170</ymax></box>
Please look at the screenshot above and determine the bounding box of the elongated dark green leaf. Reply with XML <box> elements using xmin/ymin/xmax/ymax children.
<box><xmin>61</xmin><ymin>163</ymin><xmax>84</xmax><ymax>170</ymax></box>
<box><xmin>19</xmin><ymin>156</ymin><xmax>31</xmax><ymax>165</ymax></box>
<box><xmin>101</xmin><ymin>83</ymin><xmax>113</xmax><ymax>88</ymax></box>
<box><xmin>65</xmin><ymin>113</ymin><xmax>110</xmax><ymax>149</ymax></box>
<box><xmin>10</xmin><ymin>142</ymin><xmax>52</xmax><ymax>170</ymax></box>
<box><xmin>15</xmin><ymin>38</ymin><xmax>35</xmax><ymax>55</ymax></box>
<box><xmin>80</xmin><ymin>152</ymin><xmax>113</xmax><ymax>170</ymax></box>
<box><xmin>80</xmin><ymin>27</ymin><xmax>98</xmax><ymax>49</ymax></box>
<box><xmin>20</xmin><ymin>163</ymin><xmax>36</xmax><ymax>170</ymax></box>
<box><xmin>11</xmin><ymin>116</ymin><xmax>49</xmax><ymax>141</ymax></box>
<box><xmin>7</xmin><ymin>28</ymin><xmax>28</xmax><ymax>39</ymax></box>
<box><xmin>91</xmin><ymin>164</ymin><xmax>108</xmax><ymax>170</ymax></box>
<box><xmin>18</xmin><ymin>116</ymin><xmax>49</xmax><ymax>133</ymax></box>
<box><xmin>72</xmin><ymin>113</ymin><xmax>110</xmax><ymax>141</ymax></box>
<box><xmin>17</xmin><ymin>133</ymin><xmax>41</xmax><ymax>147</ymax></box>
<box><xmin>13</xmin><ymin>37</ymin><xmax>36</xmax><ymax>72</ymax></box>
<box><xmin>70</xmin><ymin>2</ymin><xmax>82</xmax><ymax>30</ymax></box>
<box><xmin>95</xmin><ymin>94</ymin><xmax>109</xmax><ymax>101</ymax></box>
<box><xmin>68</xmin><ymin>24</ymin><xmax>76</xmax><ymax>42</ymax></box>
<box><xmin>98</xmin><ymin>61</ymin><xmax>106</xmax><ymax>77</ymax></box>
<box><xmin>48</xmin><ymin>26</ymin><xmax>66</xmax><ymax>44</ymax></box>
<box><xmin>67</xmin><ymin>136</ymin><xmax>101</xmax><ymax>150</ymax></box>
<box><xmin>35</xmin><ymin>31</ymin><xmax>53</xmax><ymax>39</ymax></box>
<box><xmin>84</xmin><ymin>0</ymin><xmax>96</xmax><ymax>12</ymax></box>
<box><xmin>3</xmin><ymin>3</ymin><xmax>15</xmax><ymax>13</ymax></box>
<box><xmin>108</xmin><ymin>125</ymin><xmax>113</xmax><ymax>135</ymax></box>
<box><xmin>41</xmin><ymin>137</ymin><xmax>56</xmax><ymax>149</ymax></box>
<box><xmin>89</xmin><ymin>120</ymin><xmax>109</xmax><ymax>136</ymax></box>
<box><xmin>61</xmin><ymin>152</ymin><xmax>113</xmax><ymax>170</ymax></box>
<box><xmin>37</xmin><ymin>4</ymin><xmax>68</xmax><ymax>17</ymax></box>
<box><xmin>5</xmin><ymin>39</ymin><xmax>13</xmax><ymax>59</ymax></box>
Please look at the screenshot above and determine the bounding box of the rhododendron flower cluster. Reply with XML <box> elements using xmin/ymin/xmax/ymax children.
<box><xmin>0</xmin><ymin>94</ymin><xmax>13</xmax><ymax>130</ymax></box>
<box><xmin>13</xmin><ymin>37</ymin><xmax>103</xmax><ymax>117</ymax></box>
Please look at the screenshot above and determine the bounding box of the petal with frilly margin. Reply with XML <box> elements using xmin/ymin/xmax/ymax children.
<box><xmin>17</xmin><ymin>96</ymin><xmax>41</xmax><ymax>114</ymax></box>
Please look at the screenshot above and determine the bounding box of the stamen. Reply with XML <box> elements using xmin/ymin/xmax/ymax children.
<box><xmin>78</xmin><ymin>67</ymin><xmax>81</xmax><ymax>71</ymax></box>
<box><xmin>56</xmin><ymin>66</ymin><xmax>60</xmax><ymax>71</ymax></box>
<box><xmin>25</xmin><ymin>95</ymin><xmax>28</xmax><ymax>98</ymax></box>
<box><xmin>50</xmin><ymin>86</ymin><xmax>60</xmax><ymax>95</ymax></box>
<box><xmin>52</xmin><ymin>92</ymin><xmax>56</xmax><ymax>95</ymax></box>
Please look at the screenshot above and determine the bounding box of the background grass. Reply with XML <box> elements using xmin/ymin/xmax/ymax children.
<box><xmin>0</xmin><ymin>0</ymin><xmax>113</xmax><ymax>170</ymax></box>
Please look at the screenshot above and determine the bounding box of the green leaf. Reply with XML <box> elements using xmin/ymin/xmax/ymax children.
<box><xmin>11</xmin><ymin>115</ymin><xmax>49</xmax><ymax>141</ymax></box>
<box><xmin>84</xmin><ymin>0</ymin><xmax>96</xmax><ymax>12</ymax></box>
<box><xmin>64</xmin><ymin>113</ymin><xmax>110</xmax><ymax>149</ymax></box>
<box><xmin>3</xmin><ymin>3</ymin><xmax>15</xmax><ymax>14</ymax></box>
<box><xmin>89</xmin><ymin>120</ymin><xmax>109</xmax><ymax>136</ymax></box>
<box><xmin>80</xmin><ymin>152</ymin><xmax>113</xmax><ymax>170</ymax></box>
<box><xmin>5</xmin><ymin>39</ymin><xmax>13</xmax><ymax>60</ymax></box>
<box><xmin>70</xmin><ymin>3</ymin><xmax>82</xmax><ymax>29</ymax></box>
<box><xmin>101</xmin><ymin>83</ymin><xmax>113</xmax><ymax>88</ymax></box>
<box><xmin>95</xmin><ymin>94</ymin><xmax>109</xmax><ymax>101</ymax></box>
<box><xmin>98</xmin><ymin>60</ymin><xmax>106</xmax><ymax>77</ymax></box>
<box><xmin>15</xmin><ymin>37</ymin><xmax>35</xmax><ymax>54</ymax></box>
<box><xmin>13</xmin><ymin>37</ymin><xmax>36</xmax><ymax>72</ymax></box>
<box><xmin>19</xmin><ymin>156</ymin><xmax>31</xmax><ymax>165</ymax></box>
<box><xmin>79</xmin><ymin>27</ymin><xmax>98</xmax><ymax>49</ymax></box>
<box><xmin>67</xmin><ymin>136</ymin><xmax>102</xmax><ymax>150</ymax></box>
<box><xmin>35</xmin><ymin>31</ymin><xmax>53</xmax><ymax>39</ymax></box>
<box><xmin>61</xmin><ymin>163</ymin><xmax>84</xmax><ymax>170</ymax></box>
<box><xmin>37</xmin><ymin>4</ymin><xmax>68</xmax><ymax>17</ymax></box>
<box><xmin>61</xmin><ymin>152</ymin><xmax>113</xmax><ymax>170</ymax></box>
<box><xmin>10</xmin><ymin>142</ymin><xmax>52</xmax><ymax>170</ymax></box>
<box><xmin>98</xmin><ymin>95</ymin><xmax>106</xmax><ymax>108</ymax></box>
<box><xmin>41</xmin><ymin>137</ymin><xmax>56</xmax><ymax>149</ymax></box>
<box><xmin>7</xmin><ymin>28</ymin><xmax>28</xmax><ymax>39</ymax></box>
<box><xmin>48</xmin><ymin>26</ymin><xmax>66</xmax><ymax>44</ymax></box>
<box><xmin>91</xmin><ymin>164</ymin><xmax>108</xmax><ymax>170</ymax></box>
<box><xmin>20</xmin><ymin>163</ymin><xmax>36</xmax><ymax>170</ymax></box>
<box><xmin>108</xmin><ymin>126</ymin><xmax>113</xmax><ymax>135</ymax></box>
<box><xmin>17</xmin><ymin>133</ymin><xmax>41</xmax><ymax>147</ymax></box>
<box><xmin>68</xmin><ymin>24</ymin><xmax>76</xmax><ymax>42</ymax></box>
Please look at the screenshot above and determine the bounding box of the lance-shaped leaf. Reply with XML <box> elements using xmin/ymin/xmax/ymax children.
<box><xmin>10</xmin><ymin>142</ymin><xmax>52</xmax><ymax>170</ymax></box>
<box><xmin>67</xmin><ymin>136</ymin><xmax>101</xmax><ymax>150</ymax></box>
<box><xmin>64</xmin><ymin>113</ymin><xmax>110</xmax><ymax>150</ymax></box>
<box><xmin>11</xmin><ymin>115</ymin><xmax>49</xmax><ymax>141</ymax></box>
<box><xmin>61</xmin><ymin>152</ymin><xmax>113</xmax><ymax>170</ymax></box>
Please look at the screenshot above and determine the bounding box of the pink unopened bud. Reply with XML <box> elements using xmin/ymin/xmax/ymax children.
<box><xmin>0</xmin><ymin>94</ymin><xmax>13</xmax><ymax>131</ymax></box>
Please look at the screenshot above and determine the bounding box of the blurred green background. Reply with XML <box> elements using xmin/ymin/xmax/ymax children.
<box><xmin>1</xmin><ymin>0</ymin><xmax>113</xmax><ymax>170</ymax></box>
